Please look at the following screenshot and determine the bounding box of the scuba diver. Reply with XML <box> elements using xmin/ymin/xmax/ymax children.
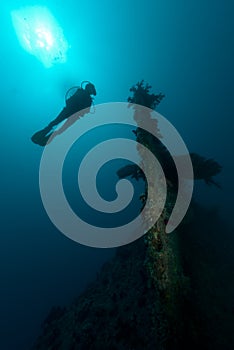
<box><xmin>31</xmin><ymin>81</ymin><xmax>96</xmax><ymax>146</ymax></box>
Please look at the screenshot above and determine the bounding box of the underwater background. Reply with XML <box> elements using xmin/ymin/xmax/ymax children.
<box><xmin>0</xmin><ymin>1</ymin><xmax>234</xmax><ymax>349</ymax></box>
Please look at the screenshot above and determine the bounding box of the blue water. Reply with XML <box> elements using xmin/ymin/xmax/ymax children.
<box><xmin>0</xmin><ymin>1</ymin><xmax>234</xmax><ymax>349</ymax></box>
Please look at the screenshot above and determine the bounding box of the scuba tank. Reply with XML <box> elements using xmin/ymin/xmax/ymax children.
<box><xmin>65</xmin><ymin>81</ymin><xmax>92</xmax><ymax>104</ymax></box>
<box><xmin>65</xmin><ymin>81</ymin><xmax>95</xmax><ymax>113</ymax></box>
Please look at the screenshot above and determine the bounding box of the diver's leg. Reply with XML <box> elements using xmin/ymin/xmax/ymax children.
<box><xmin>48</xmin><ymin>107</ymin><xmax>71</xmax><ymax>128</ymax></box>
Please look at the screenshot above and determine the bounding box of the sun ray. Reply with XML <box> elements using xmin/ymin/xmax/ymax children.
<box><xmin>11</xmin><ymin>6</ymin><xmax>69</xmax><ymax>68</ymax></box>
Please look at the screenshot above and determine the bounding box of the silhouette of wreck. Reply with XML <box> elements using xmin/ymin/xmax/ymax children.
<box><xmin>33</xmin><ymin>82</ymin><xmax>234</xmax><ymax>350</ymax></box>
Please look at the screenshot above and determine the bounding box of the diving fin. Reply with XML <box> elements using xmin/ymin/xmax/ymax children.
<box><xmin>31</xmin><ymin>126</ymin><xmax>53</xmax><ymax>146</ymax></box>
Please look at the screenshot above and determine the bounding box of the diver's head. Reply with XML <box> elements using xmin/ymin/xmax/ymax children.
<box><xmin>85</xmin><ymin>83</ymin><xmax>96</xmax><ymax>96</ymax></box>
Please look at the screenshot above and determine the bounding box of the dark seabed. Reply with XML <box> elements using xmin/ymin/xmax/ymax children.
<box><xmin>0</xmin><ymin>1</ymin><xmax>234</xmax><ymax>349</ymax></box>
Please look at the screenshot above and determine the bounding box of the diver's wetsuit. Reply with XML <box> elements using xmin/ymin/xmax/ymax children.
<box><xmin>31</xmin><ymin>88</ymin><xmax>93</xmax><ymax>146</ymax></box>
<box><xmin>48</xmin><ymin>88</ymin><xmax>93</xmax><ymax>128</ymax></box>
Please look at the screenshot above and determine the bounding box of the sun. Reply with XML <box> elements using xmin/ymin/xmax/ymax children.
<box><xmin>11</xmin><ymin>6</ymin><xmax>69</xmax><ymax>68</ymax></box>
